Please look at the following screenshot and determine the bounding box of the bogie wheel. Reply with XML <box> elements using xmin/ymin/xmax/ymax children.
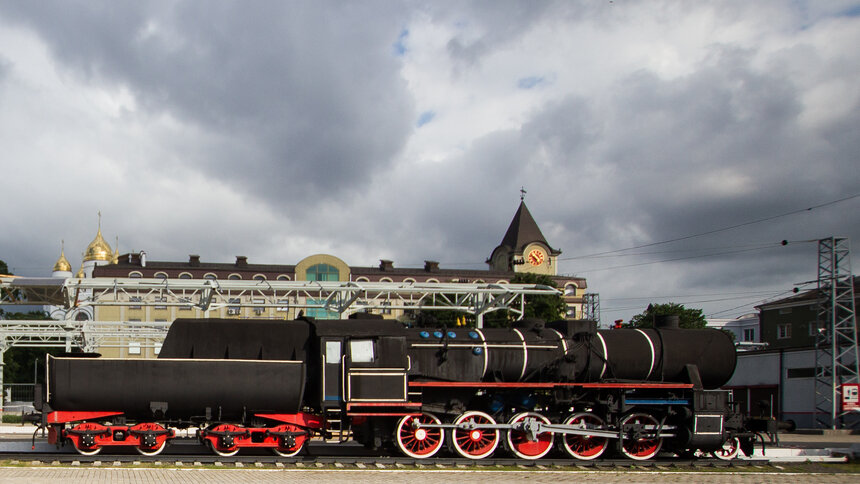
<box><xmin>505</xmin><ymin>412</ymin><xmax>554</xmax><ymax>460</ymax></box>
<box><xmin>136</xmin><ymin>440</ymin><xmax>167</xmax><ymax>456</ymax></box>
<box><xmin>204</xmin><ymin>424</ymin><xmax>243</xmax><ymax>457</ymax></box>
<box><xmin>271</xmin><ymin>424</ymin><xmax>308</xmax><ymax>458</ymax></box>
<box><xmin>711</xmin><ymin>436</ymin><xmax>741</xmax><ymax>460</ymax></box>
<box><xmin>395</xmin><ymin>413</ymin><xmax>444</xmax><ymax>459</ymax></box>
<box><xmin>131</xmin><ymin>422</ymin><xmax>170</xmax><ymax>456</ymax></box>
<box><xmin>618</xmin><ymin>413</ymin><xmax>662</xmax><ymax>460</ymax></box>
<box><xmin>449</xmin><ymin>410</ymin><xmax>499</xmax><ymax>460</ymax></box>
<box><xmin>69</xmin><ymin>422</ymin><xmax>106</xmax><ymax>456</ymax></box>
<box><xmin>560</xmin><ymin>412</ymin><xmax>608</xmax><ymax>460</ymax></box>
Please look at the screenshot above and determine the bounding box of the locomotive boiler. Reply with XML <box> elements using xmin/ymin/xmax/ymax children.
<box><xmin>34</xmin><ymin>315</ymin><xmax>753</xmax><ymax>461</ymax></box>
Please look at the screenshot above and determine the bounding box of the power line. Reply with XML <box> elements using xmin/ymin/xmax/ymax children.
<box><xmin>573</xmin><ymin>245</ymin><xmax>781</xmax><ymax>274</ymax></box>
<box><xmin>563</xmin><ymin>193</ymin><xmax>860</xmax><ymax>261</ymax></box>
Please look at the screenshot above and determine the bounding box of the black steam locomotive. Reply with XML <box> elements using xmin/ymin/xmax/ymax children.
<box><xmin>34</xmin><ymin>315</ymin><xmax>754</xmax><ymax>460</ymax></box>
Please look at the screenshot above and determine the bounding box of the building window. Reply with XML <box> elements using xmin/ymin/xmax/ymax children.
<box><xmin>178</xmin><ymin>297</ymin><xmax>192</xmax><ymax>310</ymax></box>
<box><xmin>155</xmin><ymin>296</ymin><xmax>167</xmax><ymax>310</ymax></box>
<box><xmin>254</xmin><ymin>274</ymin><xmax>267</xmax><ymax>281</ymax></box>
<box><xmin>355</xmin><ymin>277</ymin><xmax>370</xmax><ymax>282</ymax></box>
<box><xmin>129</xmin><ymin>296</ymin><xmax>142</xmax><ymax>310</ymax></box>
<box><xmin>204</xmin><ymin>273</ymin><xmax>217</xmax><ymax>281</ymax></box>
<box><xmin>381</xmin><ymin>301</ymin><xmax>392</xmax><ymax>315</ymax></box>
<box><xmin>564</xmin><ymin>285</ymin><xmax>577</xmax><ymax>296</ymax></box>
<box><xmin>179</xmin><ymin>272</ymin><xmax>192</xmax><ymax>279</ymax></box>
<box><xmin>743</xmin><ymin>328</ymin><xmax>755</xmax><ymax>342</ymax></box>
<box><xmin>128</xmin><ymin>342</ymin><xmax>141</xmax><ymax>355</ymax></box>
<box><xmin>154</xmin><ymin>343</ymin><xmax>162</xmax><ymax>355</ymax></box>
<box><xmin>277</xmin><ymin>299</ymin><xmax>290</xmax><ymax>312</ymax></box>
<box><xmin>155</xmin><ymin>272</ymin><xmax>168</xmax><ymax>280</ymax></box>
<box><xmin>307</xmin><ymin>298</ymin><xmax>337</xmax><ymax>319</ymax></box>
<box><xmin>277</xmin><ymin>275</ymin><xmax>290</xmax><ymax>281</ymax></box>
<box><xmin>777</xmin><ymin>324</ymin><xmax>791</xmax><ymax>339</ymax></box>
<box><xmin>307</xmin><ymin>264</ymin><xmax>339</xmax><ymax>281</ymax></box>
<box><xmin>129</xmin><ymin>271</ymin><xmax>143</xmax><ymax>278</ymax></box>
<box><xmin>567</xmin><ymin>307</ymin><xmax>576</xmax><ymax>319</ymax></box>
<box><xmin>228</xmin><ymin>273</ymin><xmax>242</xmax><ymax>280</ymax></box>
<box><xmin>227</xmin><ymin>298</ymin><xmax>241</xmax><ymax>315</ymax></box>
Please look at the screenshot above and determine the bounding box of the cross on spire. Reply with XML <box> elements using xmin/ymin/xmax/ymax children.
<box><xmin>520</xmin><ymin>187</ymin><xmax>527</xmax><ymax>201</ymax></box>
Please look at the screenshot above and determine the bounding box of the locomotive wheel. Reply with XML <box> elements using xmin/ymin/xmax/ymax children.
<box><xmin>711</xmin><ymin>436</ymin><xmax>741</xmax><ymax>460</ymax></box>
<box><xmin>449</xmin><ymin>410</ymin><xmax>499</xmax><ymax>460</ymax></box>
<box><xmin>395</xmin><ymin>413</ymin><xmax>444</xmax><ymax>459</ymax></box>
<box><xmin>505</xmin><ymin>412</ymin><xmax>553</xmax><ymax>460</ymax></box>
<box><xmin>271</xmin><ymin>424</ymin><xmax>308</xmax><ymax>458</ymax></box>
<box><xmin>560</xmin><ymin>412</ymin><xmax>608</xmax><ymax>460</ymax></box>
<box><xmin>618</xmin><ymin>413</ymin><xmax>663</xmax><ymax>460</ymax></box>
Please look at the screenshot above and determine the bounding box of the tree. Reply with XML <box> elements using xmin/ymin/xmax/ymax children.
<box><xmin>627</xmin><ymin>302</ymin><xmax>707</xmax><ymax>329</ymax></box>
<box><xmin>482</xmin><ymin>272</ymin><xmax>567</xmax><ymax>328</ymax></box>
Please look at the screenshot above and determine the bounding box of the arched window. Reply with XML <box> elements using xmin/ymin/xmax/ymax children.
<box><xmin>380</xmin><ymin>277</ymin><xmax>393</xmax><ymax>283</ymax></box>
<box><xmin>204</xmin><ymin>273</ymin><xmax>217</xmax><ymax>281</ymax></box>
<box><xmin>307</xmin><ymin>263</ymin><xmax>339</xmax><ymax>282</ymax></box>
<box><xmin>564</xmin><ymin>284</ymin><xmax>578</xmax><ymax>296</ymax></box>
<box><xmin>154</xmin><ymin>272</ymin><xmax>168</xmax><ymax>280</ymax></box>
<box><xmin>128</xmin><ymin>271</ymin><xmax>143</xmax><ymax>278</ymax></box>
<box><xmin>178</xmin><ymin>272</ymin><xmax>192</xmax><ymax>279</ymax></box>
<box><xmin>355</xmin><ymin>277</ymin><xmax>370</xmax><ymax>282</ymax></box>
<box><xmin>253</xmin><ymin>274</ymin><xmax>267</xmax><ymax>281</ymax></box>
<box><xmin>403</xmin><ymin>278</ymin><xmax>416</xmax><ymax>284</ymax></box>
<box><xmin>228</xmin><ymin>273</ymin><xmax>242</xmax><ymax>280</ymax></box>
<box><xmin>277</xmin><ymin>275</ymin><xmax>291</xmax><ymax>281</ymax></box>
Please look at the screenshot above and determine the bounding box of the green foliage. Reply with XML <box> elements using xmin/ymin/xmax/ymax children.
<box><xmin>0</xmin><ymin>259</ymin><xmax>9</xmax><ymax>275</ymax></box>
<box><xmin>627</xmin><ymin>302</ymin><xmax>707</xmax><ymax>329</ymax></box>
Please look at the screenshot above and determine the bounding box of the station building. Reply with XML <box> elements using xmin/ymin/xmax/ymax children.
<box><xmin>52</xmin><ymin>202</ymin><xmax>587</xmax><ymax>358</ymax></box>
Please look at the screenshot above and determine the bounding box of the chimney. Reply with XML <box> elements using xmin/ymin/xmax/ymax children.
<box><xmin>139</xmin><ymin>250</ymin><xmax>146</xmax><ymax>268</ymax></box>
<box><xmin>379</xmin><ymin>259</ymin><xmax>394</xmax><ymax>271</ymax></box>
<box><xmin>236</xmin><ymin>256</ymin><xmax>248</xmax><ymax>267</ymax></box>
<box><xmin>424</xmin><ymin>260</ymin><xmax>439</xmax><ymax>272</ymax></box>
<box><xmin>189</xmin><ymin>255</ymin><xmax>200</xmax><ymax>267</ymax></box>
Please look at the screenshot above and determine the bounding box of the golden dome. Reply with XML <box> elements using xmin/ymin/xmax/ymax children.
<box><xmin>53</xmin><ymin>246</ymin><xmax>72</xmax><ymax>273</ymax></box>
<box><xmin>83</xmin><ymin>227</ymin><xmax>113</xmax><ymax>262</ymax></box>
<box><xmin>75</xmin><ymin>263</ymin><xmax>85</xmax><ymax>279</ymax></box>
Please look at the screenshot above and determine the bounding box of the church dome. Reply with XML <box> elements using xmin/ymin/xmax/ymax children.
<box><xmin>53</xmin><ymin>248</ymin><xmax>72</xmax><ymax>272</ymax></box>
<box><xmin>75</xmin><ymin>263</ymin><xmax>85</xmax><ymax>279</ymax></box>
<box><xmin>83</xmin><ymin>227</ymin><xmax>113</xmax><ymax>262</ymax></box>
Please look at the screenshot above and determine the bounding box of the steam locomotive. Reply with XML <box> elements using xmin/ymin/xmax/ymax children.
<box><xmin>33</xmin><ymin>315</ymin><xmax>755</xmax><ymax>460</ymax></box>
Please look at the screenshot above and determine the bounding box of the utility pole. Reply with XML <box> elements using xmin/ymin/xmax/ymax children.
<box><xmin>813</xmin><ymin>237</ymin><xmax>859</xmax><ymax>429</ymax></box>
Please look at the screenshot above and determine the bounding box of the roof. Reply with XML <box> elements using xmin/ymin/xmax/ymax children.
<box><xmin>756</xmin><ymin>275</ymin><xmax>859</xmax><ymax>310</ymax></box>
<box><xmin>497</xmin><ymin>202</ymin><xmax>560</xmax><ymax>255</ymax></box>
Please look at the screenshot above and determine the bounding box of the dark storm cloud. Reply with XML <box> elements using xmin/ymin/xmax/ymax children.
<box><xmin>0</xmin><ymin>1</ymin><xmax>414</xmax><ymax>203</ymax></box>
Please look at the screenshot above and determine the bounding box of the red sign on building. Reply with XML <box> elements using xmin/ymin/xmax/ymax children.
<box><xmin>842</xmin><ymin>383</ymin><xmax>860</xmax><ymax>412</ymax></box>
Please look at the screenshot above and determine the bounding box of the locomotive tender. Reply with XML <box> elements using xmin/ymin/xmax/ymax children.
<box><xmin>34</xmin><ymin>315</ymin><xmax>753</xmax><ymax>460</ymax></box>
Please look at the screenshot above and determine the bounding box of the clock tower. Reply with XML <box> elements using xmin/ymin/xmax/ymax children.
<box><xmin>487</xmin><ymin>200</ymin><xmax>561</xmax><ymax>275</ymax></box>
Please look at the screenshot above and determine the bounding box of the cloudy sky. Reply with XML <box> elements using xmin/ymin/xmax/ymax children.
<box><xmin>1</xmin><ymin>1</ymin><xmax>858</xmax><ymax>324</ymax></box>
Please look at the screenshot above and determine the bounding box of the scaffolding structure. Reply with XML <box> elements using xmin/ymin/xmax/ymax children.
<box><xmin>813</xmin><ymin>237</ymin><xmax>859</xmax><ymax>429</ymax></box>
<box><xmin>582</xmin><ymin>293</ymin><xmax>600</xmax><ymax>324</ymax></box>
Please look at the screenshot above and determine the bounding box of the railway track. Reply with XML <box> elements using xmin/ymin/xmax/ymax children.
<box><xmin>0</xmin><ymin>440</ymin><xmax>767</xmax><ymax>468</ymax></box>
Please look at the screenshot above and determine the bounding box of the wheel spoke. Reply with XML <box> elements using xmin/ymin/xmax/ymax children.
<box><xmin>450</xmin><ymin>411</ymin><xmax>498</xmax><ymax>460</ymax></box>
<box><xmin>395</xmin><ymin>413</ymin><xmax>443</xmax><ymax>459</ymax></box>
<box><xmin>560</xmin><ymin>412</ymin><xmax>608</xmax><ymax>460</ymax></box>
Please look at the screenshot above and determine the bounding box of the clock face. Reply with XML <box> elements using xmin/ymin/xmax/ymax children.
<box><xmin>527</xmin><ymin>249</ymin><xmax>544</xmax><ymax>266</ymax></box>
